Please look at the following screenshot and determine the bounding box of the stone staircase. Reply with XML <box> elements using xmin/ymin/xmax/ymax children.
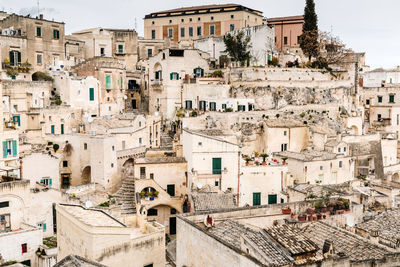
<box><xmin>160</xmin><ymin>133</ymin><xmax>173</xmax><ymax>149</ymax></box>
<box><xmin>115</xmin><ymin>176</ymin><xmax>137</xmax><ymax>215</ymax></box>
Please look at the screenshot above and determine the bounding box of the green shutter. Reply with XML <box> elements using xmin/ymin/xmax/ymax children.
<box><xmin>61</xmin><ymin>124</ymin><xmax>64</xmax><ymax>134</ymax></box>
<box><xmin>43</xmin><ymin>223</ymin><xmax>46</xmax><ymax>232</ymax></box>
<box><xmin>253</xmin><ymin>193</ymin><xmax>261</xmax><ymax>206</ymax></box>
<box><xmin>2</xmin><ymin>142</ymin><xmax>7</xmax><ymax>158</ymax></box>
<box><xmin>49</xmin><ymin>179</ymin><xmax>52</xmax><ymax>186</ymax></box>
<box><xmin>268</xmin><ymin>194</ymin><xmax>277</xmax><ymax>204</ymax></box>
<box><xmin>9</xmin><ymin>51</ymin><xmax>14</xmax><ymax>65</ymax></box>
<box><xmin>212</xmin><ymin>158</ymin><xmax>222</xmax><ymax>174</ymax></box>
<box><xmin>36</xmin><ymin>27</ymin><xmax>41</xmax><ymax>37</ymax></box>
<box><xmin>12</xmin><ymin>140</ymin><xmax>17</xmax><ymax>157</ymax></box>
<box><xmin>170</xmin><ymin>73</ymin><xmax>173</xmax><ymax>80</ymax></box>
<box><xmin>106</xmin><ymin>75</ymin><xmax>111</xmax><ymax>89</ymax></box>
<box><xmin>89</xmin><ymin>88</ymin><xmax>94</xmax><ymax>101</ymax></box>
<box><xmin>40</xmin><ymin>179</ymin><xmax>44</xmax><ymax>184</ymax></box>
<box><xmin>17</xmin><ymin>51</ymin><xmax>21</xmax><ymax>65</ymax></box>
<box><xmin>51</xmin><ymin>125</ymin><xmax>55</xmax><ymax>134</ymax></box>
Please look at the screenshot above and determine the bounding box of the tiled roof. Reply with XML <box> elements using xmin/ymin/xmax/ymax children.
<box><xmin>266</xmin><ymin>224</ymin><xmax>319</xmax><ymax>256</ymax></box>
<box><xmin>55</xmin><ymin>254</ymin><xmax>107</xmax><ymax>267</ymax></box>
<box><xmin>355</xmin><ymin>209</ymin><xmax>400</xmax><ymax>247</ymax></box>
<box><xmin>191</xmin><ymin>192</ymin><xmax>236</xmax><ymax>212</ymax></box>
<box><xmin>208</xmin><ymin>220</ymin><xmax>293</xmax><ymax>266</ymax></box>
<box><xmin>301</xmin><ymin>221</ymin><xmax>390</xmax><ymax>262</ymax></box>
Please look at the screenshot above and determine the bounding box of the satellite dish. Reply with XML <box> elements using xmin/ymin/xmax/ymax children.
<box><xmin>85</xmin><ymin>201</ymin><xmax>92</xmax><ymax>208</ymax></box>
<box><xmin>87</xmin><ymin>117</ymin><xmax>94</xmax><ymax>123</ymax></box>
<box><xmin>123</xmin><ymin>95</ymin><xmax>127</xmax><ymax>100</ymax></box>
<box><xmin>154</xmin><ymin>112</ymin><xmax>159</xmax><ymax>116</ymax></box>
<box><xmin>197</xmin><ymin>182</ymin><xmax>203</xmax><ymax>189</ymax></box>
<box><xmin>10</xmin><ymin>108</ymin><xmax>16</xmax><ymax>114</ymax></box>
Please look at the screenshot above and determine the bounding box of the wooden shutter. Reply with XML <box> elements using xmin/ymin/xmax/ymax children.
<box><xmin>9</xmin><ymin>51</ymin><xmax>14</xmax><ymax>65</ymax></box>
<box><xmin>89</xmin><ymin>88</ymin><xmax>94</xmax><ymax>101</ymax></box>
<box><xmin>253</xmin><ymin>193</ymin><xmax>261</xmax><ymax>206</ymax></box>
<box><xmin>170</xmin><ymin>73</ymin><xmax>173</xmax><ymax>80</ymax></box>
<box><xmin>106</xmin><ymin>75</ymin><xmax>111</xmax><ymax>89</ymax></box>
<box><xmin>212</xmin><ymin>158</ymin><xmax>222</xmax><ymax>174</ymax></box>
<box><xmin>3</xmin><ymin>141</ymin><xmax>7</xmax><ymax>158</ymax></box>
<box><xmin>12</xmin><ymin>140</ymin><xmax>17</xmax><ymax>157</ymax></box>
<box><xmin>43</xmin><ymin>223</ymin><xmax>47</xmax><ymax>232</ymax></box>
<box><xmin>17</xmin><ymin>51</ymin><xmax>21</xmax><ymax>64</ymax></box>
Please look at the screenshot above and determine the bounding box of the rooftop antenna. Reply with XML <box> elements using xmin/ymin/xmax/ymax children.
<box><xmin>134</xmin><ymin>18</ymin><xmax>137</xmax><ymax>31</ymax></box>
<box><xmin>37</xmin><ymin>0</ymin><xmax>40</xmax><ymax>17</ymax></box>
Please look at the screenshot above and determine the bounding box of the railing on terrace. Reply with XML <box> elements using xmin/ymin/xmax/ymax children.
<box><xmin>116</xmin><ymin>146</ymin><xmax>146</xmax><ymax>159</ymax></box>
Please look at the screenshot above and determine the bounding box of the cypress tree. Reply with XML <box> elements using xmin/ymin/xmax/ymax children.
<box><xmin>300</xmin><ymin>0</ymin><xmax>319</xmax><ymax>60</ymax></box>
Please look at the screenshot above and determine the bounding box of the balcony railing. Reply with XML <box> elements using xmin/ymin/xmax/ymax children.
<box><xmin>152</xmin><ymin>80</ymin><xmax>163</xmax><ymax>86</ymax></box>
<box><xmin>2</xmin><ymin>62</ymin><xmax>32</xmax><ymax>73</ymax></box>
<box><xmin>372</xmin><ymin>118</ymin><xmax>391</xmax><ymax>127</ymax></box>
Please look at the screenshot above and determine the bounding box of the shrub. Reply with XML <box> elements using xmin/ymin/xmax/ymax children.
<box><xmin>300</xmin><ymin>112</ymin><xmax>306</xmax><ymax>118</ymax></box>
<box><xmin>225</xmin><ymin>108</ymin><xmax>233</xmax><ymax>112</ymax></box>
<box><xmin>212</xmin><ymin>70</ymin><xmax>223</xmax><ymax>77</ymax></box>
<box><xmin>53</xmin><ymin>144</ymin><xmax>60</xmax><ymax>152</ymax></box>
<box><xmin>32</xmin><ymin>71</ymin><xmax>54</xmax><ymax>82</ymax></box>
<box><xmin>6</xmin><ymin>68</ymin><xmax>18</xmax><ymax>77</ymax></box>
<box><xmin>55</xmin><ymin>99</ymin><xmax>62</xmax><ymax>105</ymax></box>
<box><xmin>98</xmin><ymin>201</ymin><xmax>110</xmax><ymax>207</ymax></box>
<box><xmin>190</xmin><ymin>110</ymin><xmax>198</xmax><ymax>117</ymax></box>
<box><xmin>275</xmin><ymin>114</ymin><xmax>280</xmax><ymax>118</ymax></box>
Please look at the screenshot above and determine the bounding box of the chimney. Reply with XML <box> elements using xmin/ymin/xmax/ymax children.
<box><xmin>39</xmin><ymin>14</ymin><xmax>43</xmax><ymax>20</ymax></box>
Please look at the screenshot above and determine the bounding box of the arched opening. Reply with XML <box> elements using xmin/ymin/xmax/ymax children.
<box><xmin>393</xmin><ymin>173</ymin><xmax>400</xmax><ymax>183</ymax></box>
<box><xmin>81</xmin><ymin>166</ymin><xmax>91</xmax><ymax>184</ymax></box>
<box><xmin>351</xmin><ymin>125</ymin><xmax>359</xmax><ymax>135</ymax></box>
<box><xmin>122</xmin><ymin>158</ymin><xmax>134</xmax><ymax>177</ymax></box>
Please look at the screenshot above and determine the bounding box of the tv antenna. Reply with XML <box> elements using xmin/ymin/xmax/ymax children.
<box><xmin>134</xmin><ymin>18</ymin><xmax>137</xmax><ymax>31</ymax></box>
<box><xmin>37</xmin><ymin>0</ymin><xmax>40</xmax><ymax>16</ymax></box>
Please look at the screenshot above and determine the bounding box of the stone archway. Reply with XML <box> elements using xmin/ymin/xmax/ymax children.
<box><xmin>81</xmin><ymin>166</ymin><xmax>91</xmax><ymax>184</ymax></box>
<box><xmin>351</xmin><ymin>125</ymin><xmax>359</xmax><ymax>135</ymax></box>
<box><xmin>393</xmin><ymin>173</ymin><xmax>400</xmax><ymax>183</ymax></box>
<box><xmin>122</xmin><ymin>158</ymin><xmax>135</xmax><ymax>177</ymax></box>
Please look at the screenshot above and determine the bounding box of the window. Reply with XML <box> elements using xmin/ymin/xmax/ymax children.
<box><xmin>170</xmin><ymin>72</ymin><xmax>179</xmax><ymax>80</ymax></box>
<box><xmin>238</xmin><ymin>105</ymin><xmax>246</xmax><ymax>111</ymax></box>
<box><xmin>118</xmin><ymin>44</ymin><xmax>123</xmax><ymax>54</ymax></box>
<box><xmin>12</xmin><ymin>115</ymin><xmax>20</xmax><ymax>126</ymax></box>
<box><xmin>168</xmin><ymin>28</ymin><xmax>173</xmax><ymax>38</ymax></box>
<box><xmin>344</xmin><ymin>147</ymin><xmax>347</xmax><ymax>152</ymax></box>
<box><xmin>189</xmin><ymin>27</ymin><xmax>193</xmax><ymax>37</ymax></box>
<box><xmin>284</xmin><ymin>36</ymin><xmax>288</xmax><ymax>45</ymax></box>
<box><xmin>139</xmin><ymin>138</ymin><xmax>142</xmax><ymax>145</ymax></box>
<box><xmin>152</xmin><ymin>21</ymin><xmax>155</xmax><ymax>25</ymax></box>
<box><xmin>230</xmin><ymin>24</ymin><xmax>235</xmax><ymax>31</ymax></box>
<box><xmin>320</xmin><ymin>166</ymin><xmax>323</xmax><ymax>171</ymax></box>
<box><xmin>378</xmin><ymin>96</ymin><xmax>383</xmax><ymax>103</ymax></box>
<box><xmin>51</xmin><ymin>125</ymin><xmax>55</xmax><ymax>134</ymax></box>
<box><xmin>147</xmin><ymin>49</ymin><xmax>152</xmax><ymax>57</ymax></box>
<box><xmin>100</xmin><ymin>47</ymin><xmax>105</xmax><ymax>56</ymax></box>
<box><xmin>140</xmin><ymin>167</ymin><xmax>146</xmax><ymax>179</ymax></box>
<box><xmin>194</xmin><ymin>67</ymin><xmax>204</xmax><ymax>77</ymax></box>
<box><xmin>63</xmin><ymin>161</ymin><xmax>68</xmax><ymax>167</ymax></box>
<box><xmin>283</xmin><ymin>131</ymin><xmax>287</xmax><ymax>136</ymax></box>
<box><xmin>9</xmin><ymin>50</ymin><xmax>21</xmax><ymax>66</ymax></box>
<box><xmin>339</xmin><ymin>161</ymin><xmax>343</xmax><ymax>168</ymax></box>
<box><xmin>84</xmin><ymin>143</ymin><xmax>88</xmax><ymax>150</ymax></box>
<box><xmin>215</xmin><ymin>180</ymin><xmax>219</xmax><ymax>187</ymax></box>
<box><xmin>210</xmin><ymin>25</ymin><xmax>215</xmax><ymax>35</ymax></box>
<box><xmin>211</xmin><ymin>16</ymin><xmax>214</xmax><ymax>21</ymax></box>
<box><xmin>169</xmin><ymin>19</ymin><xmax>172</xmax><ymax>23</ymax></box>
<box><xmin>0</xmin><ymin>202</ymin><xmax>9</xmax><ymax>208</ymax></box>
<box><xmin>106</xmin><ymin>75</ymin><xmax>111</xmax><ymax>89</ymax></box>
<box><xmin>61</xmin><ymin>124</ymin><xmax>64</xmax><ymax>134</ymax></box>
<box><xmin>185</xmin><ymin>100</ymin><xmax>193</xmax><ymax>109</ymax></box>
<box><xmin>40</xmin><ymin>178</ymin><xmax>52</xmax><ymax>186</ymax></box>
<box><xmin>111</xmin><ymin>163</ymin><xmax>114</xmax><ymax>168</ymax></box>
<box><xmin>222</xmin><ymin>104</ymin><xmax>227</xmax><ymax>110</ymax></box>
<box><xmin>151</xmin><ymin>30</ymin><xmax>156</xmax><ymax>40</ymax></box>
<box><xmin>147</xmin><ymin>209</ymin><xmax>158</xmax><ymax>216</ymax></box>
<box><xmin>366</xmin><ymin>99</ymin><xmax>370</xmax><ymax>105</ymax></box>
<box><xmin>231</xmin><ymin>14</ymin><xmax>234</xmax><ymax>19</ymax></box>
<box><xmin>36</xmin><ymin>26</ymin><xmax>41</xmax><ymax>37</ymax></box>
<box><xmin>253</xmin><ymin>193</ymin><xmax>261</xmax><ymax>206</ymax></box>
<box><xmin>209</xmin><ymin>102</ymin><xmax>216</xmax><ymax>111</ymax></box>
<box><xmin>197</xmin><ymin>26</ymin><xmax>202</xmax><ymax>36</ymax></box>
<box><xmin>37</xmin><ymin>223</ymin><xmax>47</xmax><ymax>232</ymax></box>
<box><xmin>122</xmin><ymin>140</ymin><xmax>126</xmax><ymax>150</ymax></box>
<box><xmin>53</xmin><ymin>29</ymin><xmax>60</xmax><ymax>39</ymax></box>
<box><xmin>21</xmin><ymin>243</ymin><xmax>27</xmax><ymax>254</ymax></box>
<box><xmin>0</xmin><ymin>214</ymin><xmax>10</xmax><ymax>232</ymax></box>
<box><xmin>198</xmin><ymin>17</ymin><xmax>201</xmax><ymax>21</ymax></box>
<box><xmin>268</xmin><ymin>194</ymin><xmax>277</xmax><ymax>204</ymax></box>
<box><xmin>180</xmin><ymin>27</ymin><xmax>185</xmax><ymax>38</ymax></box>
<box><xmin>199</xmin><ymin>101</ymin><xmax>206</xmax><ymax>111</ymax></box>
<box><xmin>89</xmin><ymin>88</ymin><xmax>95</xmax><ymax>101</ymax></box>
<box><xmin>150</xmin><ymin>173</ymin><xmax>154</xmax><ymax>179</ymax></box>
<box><xmin>338</xmin><ymin>147</ymin><xmax>341</xmax><ymax>153</ymax></box>
<box><xmin>281</xmin><ymin>143</ymin><xmax>288</xmax><ymax>151</ymax></box>
<box><xmin>37</xmin><ymin>54</ymin><xmax>42</xmax><ymax>65</ymax></box>
<box><xmin>212</xmin><ymin>158</ymin><xmax>222</xmax><ymax>174</ymax></box>
<box><xmin>167</xmin><ymin>184</ymin><xmax>175</xmax><ymax>196</ymax></box>
<box><xmin>171</xmin><ymin>208</ymin><xmax>177</xmax><ymax>214</ymax></box>
<box><xmin>297</xmin><ymin>35</ymin><xmax>301</xmax><ymax>44</ymax></box>
<box><xmin>389</xmin><ymin>95</ymin><xmax>395</xmax><ymax>103</ymax></box>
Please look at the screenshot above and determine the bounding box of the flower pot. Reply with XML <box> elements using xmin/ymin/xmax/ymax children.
<box><xmin>245</xmin><ymin>162</ymin><xmax>250</xmax><ymax>166</ymax></box>
<box><xmin>262</xmin><ymin>161</ymin><xmax>267</xmax><ymax>166</ymax></box>
<box><xmin>282</xmin><ymin>208</ymin><xmax>292</xmax><ymax>214</ymax></box>
<box><xmin>282</xmin><ymin>161</ymin><xmax>286</xmax><ymax>165</ymax></box>
<box><xmin>306</xmin><ymin>208</ymin><xmax>314</xmax><ymax>214</ymax></box>
<box><xmin>298</xmin><ymin>215</ymin><xmax>306</xmax><ymax>222</ymax></box>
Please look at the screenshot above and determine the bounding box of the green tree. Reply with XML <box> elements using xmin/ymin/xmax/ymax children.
<box><xmin>224</xmin><ymin>31</ymin><xmax>252</xmax><ymax>65</ymax></box>
<box><xmin>299</xmin><ymin>0</ymin><xmax>319</xmax><ymax>60</ymax></box>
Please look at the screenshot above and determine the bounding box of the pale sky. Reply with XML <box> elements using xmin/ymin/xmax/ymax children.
<box><xmin>0</xmin><ymin>0</ymin><xmax>398</xmax><ymax>69</ymax></box>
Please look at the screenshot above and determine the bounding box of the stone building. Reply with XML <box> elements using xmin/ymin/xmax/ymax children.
<box><xmin>144</xmin><ymin>4</ymin><xmax>263</xmax><ymax>42</ymax></box>
<box><xmin>0</xmin><ymin>13</ymin><xmax>65</xmax><ymax>73</ymax></box>
<box><xmin>267</xmin><ymin>15</ymin><xmax>304</xmax><ymax>53</ymax></box>
<box><xmin>56</xmin><ymin>204</ymin><xmax>165</xmax><ymax>267</ymax></box>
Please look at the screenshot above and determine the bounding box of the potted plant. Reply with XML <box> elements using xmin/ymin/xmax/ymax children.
<box><xmin>260</xmin><ymin>153</ymin><xmax>268</xmax><ymax>166</ymax></box>
<box><xmin>282</xmin><ymin>207</ymin><xmax>292</xmax><ymax>214</ymax></box>
<box><xmin>282</xmin><ymin>157</ymin><xmax>288</xmax><ymax>165</ymax></box>
<box><xmin>254</xmin><ymin>151</ymin><xmax>259</xmax><ymax>161</ymax></box>
<box><xmin>154</xmin><ymin>191</ymin><xmax>159</xmax><ymax>197</ymax></box>
<box><xmin>298</xmin><ymin>214</ymin><xmax>306</xmax><ymax>221</ymax></box>
<box><xmin>245</xmin><ymin>158</ymin><xmax>252</xmax><ymax>166</ymax></box>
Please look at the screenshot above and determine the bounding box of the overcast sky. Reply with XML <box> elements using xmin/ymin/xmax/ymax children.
<box><xmin>0</xmin><ymin>0</ymin><xmax>398</xmax><ymax>69</ymax></box>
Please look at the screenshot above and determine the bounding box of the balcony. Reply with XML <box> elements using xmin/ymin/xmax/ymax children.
<box><xmin>2</xmin><ymin>62</ymin><xmax>32</xmax><ymax>73</ymax></box>
<box><xmin>372</xmin><ymin>118</ymin><xmax>391</xmax><ymax>127</ymax></box>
